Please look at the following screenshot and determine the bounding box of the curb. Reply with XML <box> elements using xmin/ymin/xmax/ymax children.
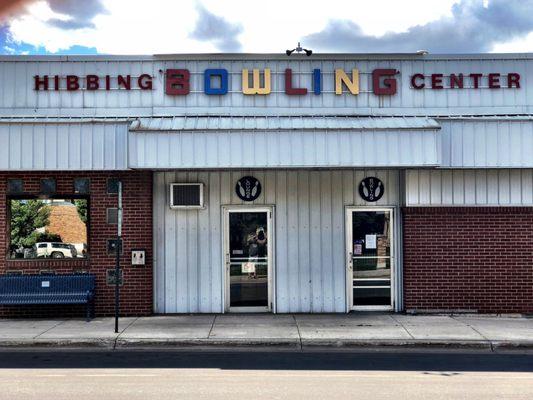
<box><xmin>115</xmin><ymin>338</ymin><xmax>301</xmax><ymax>350</ymax></box>
<box><xmin>491</xmin><ymin>341</ymin><xmax>533</xmax><ymax>350</ymax></box>
<box><xmin>300</xmin><ymin>339</ymin><xmax>494</xmax><ymax>350</ymax></box>
<box><xmin>0</xmin><ymin>338</ymin><xmax>115</xmax><ymax>349</ymax></box>
<box><xmin>1</xmin><ymin>338</ymin><xmax>533</xmax><ymax>351</ymax></box>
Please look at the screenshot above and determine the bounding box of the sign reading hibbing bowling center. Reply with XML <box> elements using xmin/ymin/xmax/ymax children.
<box><xmin>33</xmin><ymin>68</ymin><xmax>521</xmax><ymax>95</ymax></box>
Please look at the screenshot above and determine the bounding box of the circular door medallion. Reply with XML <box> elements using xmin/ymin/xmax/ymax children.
<box><xmin>235</xmin><ymin>176</ymin><xmax>262</xmax><ymax>202</ymax></box>
<box><xmin>358</xmin><ymin>177</ymin><xmax>385</xmax><ymax>202</ymax></box>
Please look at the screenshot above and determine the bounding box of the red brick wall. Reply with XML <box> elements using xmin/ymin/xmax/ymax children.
<box><xmin>403</xmin><ymin>207</ymin><xmax>533</xmax><ymax>314</ymax></box>
<box><xmin>0</xmin><ymin>171</ymin><xmax>153</xmax><ymax>317</ymax></box>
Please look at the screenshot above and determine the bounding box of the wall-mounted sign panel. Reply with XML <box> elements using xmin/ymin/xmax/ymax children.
<box><xmin>359</xmin><ymin>177</ymin><xmax>385</xmax><ymax>202</ymax></box>
<box><xmin>32</xmin><ymin>69</ymin><xmax>521</xmax><ymax>96</ymax></box>
<box><xmin>0</xmin><ymin>55</ymin><xmax>529</xmax><ymax>117</ymax></box>
<box><xmin>235</xmin><ymin>176</ymin><xmax>262</xmax><ymax>202</ymax></box>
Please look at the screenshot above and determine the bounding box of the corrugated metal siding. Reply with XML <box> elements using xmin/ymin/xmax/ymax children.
<box><xmin>0</xmin><ymin>58</ymin><xmax>531</xmax><ymax>117</ymax></box>
<box><xmin>439</xmin><ymin>119</ymin><xmax>533</xmax><ymax>168</ymax></box>
<box><xmin>406</xmin><ymin>169</ymin><xmax>533</xmax><ymax>205</ymax></box>
<box><xmin>153</xmin><ymin>169</ymin><xmax>400</xmax><ymax>313</ymax></box>
<box><xmin>130</xmin><ymin>129</ymin><xmax>439</xmax><ymax>169</ymax></box>
<box><xmin>0</xmin><ymin>122</ymin><xmax>128</xmax><ymax>170</ymax></box>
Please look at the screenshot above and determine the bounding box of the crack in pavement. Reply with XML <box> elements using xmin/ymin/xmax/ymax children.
<box><xmin>207</xmin><ymin>315</ymin><xmax>217</xmax><ymax>339</ymax></box>
<box><xmin>389</xmin><ymin>314</ymin><xmax>415</xmax><ymax>340</ymax></box>
<box><xmin>450</xmin><ymin>315</ymin><xmax>494</xmax><ymax>352</ymax></box>
<box><xmin>113</xmin><ymin>317</ymin><xmax>140</xmax><ymax>349</ymax></box>
<box><xmin>33</xmin><ymin>319</ymin><xmax>70</xmax><ymax>340</ymax></box>
<box><xmin>292</xmin><ymin>315</ymin><xmax>303</xmax><ymax>351</ymax></box>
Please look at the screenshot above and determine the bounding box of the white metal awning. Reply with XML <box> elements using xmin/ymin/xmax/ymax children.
<box><xmin>0</xmin><ymin>118</ymin><xmax>129</xmax><ymax>171</ymax></box>
<box><xmin>129</xmin><ymin>116</ymin><xmax>440</xmax><ymax>131</ymax></box>
<box><xmin>0</xmin><ymin>116</ymin><xmax>443</xmax><ymax>171</ymax></box>
<box><xmin>128</xmin><ymin>116</ymin><xmax>441</xmax><ymax>169</ymax></box>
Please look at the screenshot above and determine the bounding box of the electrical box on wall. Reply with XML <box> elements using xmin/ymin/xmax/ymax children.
<box><xmin>106</xmin><ymin>269</ymin><xmax>123</xmax><ymax>286</ymax></box>
<box><xmin>131</xmin><ymin>249</ymin><xmax>146</xmax><ymax>266</ymax></box>
<box><xmin>169</xmin><ymin>183</ymin><xmax>204</xmax><ymax>209</ymax></box>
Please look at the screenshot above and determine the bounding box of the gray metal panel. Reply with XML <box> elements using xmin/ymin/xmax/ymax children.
<box><xmin>130</xmin><ymin>129</ymin><xmax>439</xmax><ymax>169</ymax></box>
<box><xmin>153</xmin><ymin>169</ymin><xmax>400</xmax><ymax>313</ymax></box>
<box><xmin>0</xmin><ymin>57</ymin><xmax>532</xmax><ymax>117</ymax></box>
<box><xmin>439</xmin><ymin>119</ymin><xmax>533</xmax><ymax>168</ymax></box>
<box><xmin>406</xmin><ymin>169</ymin><xmax>533</xmax><ymax>205</ymax></box>
<box><xmin>0</xmin><ymin>121</ymin><xmax>128</xmax><ymax>170</ymax></box>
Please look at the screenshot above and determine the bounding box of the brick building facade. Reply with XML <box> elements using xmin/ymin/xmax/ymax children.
<box><xmin>403</xmin><ymin>207</ymin><xmax>533</xmax><ymax>314</ymax></box>
<box><xmin>0</xmin><ymin>53</ymin><xmax>532</xmax><ymax>316</ymax></box>
<box><xmin>0</xmin><ymin>171</ymin><xmax>153</xmax><ymax>317</ymax></box>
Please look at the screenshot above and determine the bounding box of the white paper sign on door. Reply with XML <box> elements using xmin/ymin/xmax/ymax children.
<box><xmin>242</xmin><ymin>262</ymin><xmax>256</xmax><ymax>273</ymax></box>
<box><xmin>365</xmin><ymin>234</ymin><xmax>377</xmax><ymax>249</ymax></box>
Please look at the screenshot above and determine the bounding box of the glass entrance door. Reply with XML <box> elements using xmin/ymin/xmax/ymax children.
<box><xmin>347</xmin><ymin>208</ymin><xmax>394</xmax><ymax>310</ymax></box>
<box><xmin>224</xmin><ymin>208</ymin><xmax>272</xmax><ymax>312</ymax></box>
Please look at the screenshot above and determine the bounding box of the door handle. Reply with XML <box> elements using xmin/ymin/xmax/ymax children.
<box><xmin>347</xmin><ymin>252</ymin><xmax>353</xmax><ymax>271</ymax></box>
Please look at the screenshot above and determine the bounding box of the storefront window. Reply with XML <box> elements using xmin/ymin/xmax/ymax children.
<box><xmin>8</xmin><ymin>198</ymin><xmax>89</xmax><ymax>260</ymax></box>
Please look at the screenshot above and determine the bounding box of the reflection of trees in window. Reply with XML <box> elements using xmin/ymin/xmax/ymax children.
<box><xmin>10</xmin><ymin>200</ymin><xmax>52</xmax><ymax>248</ymax></box>
<box><xmin>74</xmin><ymin>199</ymin><xmax>88</xmax><ymax>223</ymax></box>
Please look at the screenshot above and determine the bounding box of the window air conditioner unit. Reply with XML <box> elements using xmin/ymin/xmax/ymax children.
<box><xmin>169</xmin><ymin>183</ymin><xmax>204</xmax><ymax>209</ymax></box>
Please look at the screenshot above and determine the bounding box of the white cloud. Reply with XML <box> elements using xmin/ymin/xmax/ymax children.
<box><xmin>491</xmin><ymin>32</ymin><xmax>533</xmax><ymax>52</ymax></box>
<box><xmin>5</xmin><ymin>0</ymin><xmax>533</xmax><ymax>54</ymax></box>
<box><xmin>26</xmin><ymin>1</ymin><xmax>62</xmax><ymax>20</ymax></box>
<box><xmin>7</xmin><ymin>0</ymin><xmax>462</xmax><ymax>53</ymax></box>
<box><xmin>8</xmin><ymin>1</ymin><xmax>93</xmax><ymax>52</ymax></box>
<box><xmin>201</xmin><ymin>0</ymin><xmax>461</xmax><ymax>51</ymax></box>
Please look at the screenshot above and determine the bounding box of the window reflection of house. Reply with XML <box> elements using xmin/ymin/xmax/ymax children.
<box><xmin>45</xmin><ymin>200</ymin><xmax>87</xmax><ymax>257</ymax></box>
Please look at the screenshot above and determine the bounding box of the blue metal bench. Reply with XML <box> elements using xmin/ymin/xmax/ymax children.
<box><xmin>0</xmin><ymin>274</ymin><xmax>96</xmax><ymax>321</ymax></box>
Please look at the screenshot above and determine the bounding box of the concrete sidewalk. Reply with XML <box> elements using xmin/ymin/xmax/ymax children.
<box><xmin>0</xmin><ymin>313</ymin><xmax>532</xmax><ymax>351</ymax></box>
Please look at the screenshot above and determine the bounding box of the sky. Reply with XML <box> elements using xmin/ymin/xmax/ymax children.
<box><xmin>0</xmin><ymin>0</ymin><xmax>532</xmax><ymax>55</ymax></box>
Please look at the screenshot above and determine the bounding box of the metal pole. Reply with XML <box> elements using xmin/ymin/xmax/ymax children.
<box><xmin>114</xmin><ymin>181</ymin><xmax>123</xmax><ymax>334</ymax></box>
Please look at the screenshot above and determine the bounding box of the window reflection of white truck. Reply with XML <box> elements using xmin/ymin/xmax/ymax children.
<box><xmin>34</xmin><ymin>242</ymin><xmax>80</xmax><ymax>258</ymax></box>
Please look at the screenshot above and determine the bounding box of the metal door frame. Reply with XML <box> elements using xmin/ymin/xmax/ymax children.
<box><xmin>222</xmin><ymin>206</ymin><xmax>275</xmax><ymax>313</ymax></box>
<box><xmin>345</xmin><ymin>206</ymin><xmax>395</xmax><ymax>312</ymax></box>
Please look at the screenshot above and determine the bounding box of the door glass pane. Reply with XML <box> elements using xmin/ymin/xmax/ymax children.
<box><xmin>351</xmin><ymin>212</ymin><xmax>390</xmax><ymax>257</ymax></box>
<box><xmin>229</xmin><ymin>212</ymin><xmax>268</xmax><ymax>308</ymax></box>
<box><xmin>353</xmin><ymin>258</ymin><xmax>390</xmax><ymax>279</ymax></box>
<box><xmin>351</xmin><ymin>211</ymin><xmax>392</xmax><ymax>307</ymax></box>
<box><xmin>353</xmin><ymin>287</ymin><xmax>391</xmax><ymax>306</ymax></box>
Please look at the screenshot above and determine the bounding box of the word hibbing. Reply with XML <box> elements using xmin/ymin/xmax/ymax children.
<box><xmin>33</xmin><ymin>69</ymin><xmax>521</xmax><ymax>95</ymax></box>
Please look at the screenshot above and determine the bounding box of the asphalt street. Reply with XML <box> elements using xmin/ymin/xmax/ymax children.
<box><xmin>0</xmin><ymin>350</ymin><xmax>532</xmax><ymax>400</ymax></box>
